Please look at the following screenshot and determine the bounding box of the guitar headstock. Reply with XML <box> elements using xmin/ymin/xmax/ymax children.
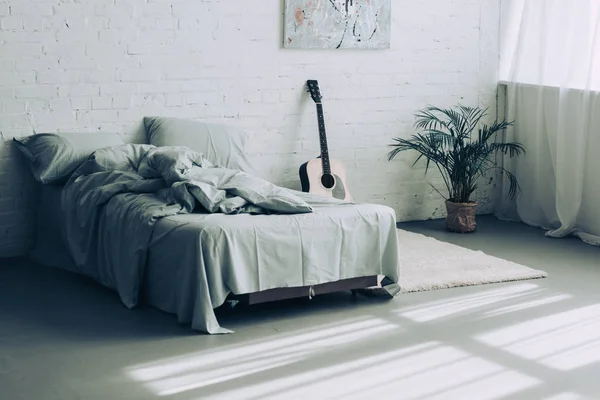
<box><xmin>306</xmin><ymin>80</ymin><xmax>322</xmax><ymax>104</ymax></box>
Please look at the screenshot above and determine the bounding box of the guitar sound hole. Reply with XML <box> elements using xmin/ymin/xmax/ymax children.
<box><xmin>321</xmin><ymin>173</ymin><xmax>335</xmax><ymax>189</ymax></box>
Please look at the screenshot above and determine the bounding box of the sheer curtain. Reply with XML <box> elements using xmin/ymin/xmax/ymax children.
<box><xmin>495</xmin><ymin>0</ymin><xmax>600</xmax><ymax>245</ymax></box>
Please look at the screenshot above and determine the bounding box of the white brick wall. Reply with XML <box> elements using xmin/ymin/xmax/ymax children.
<box><xmin>0</xmin><ymin>0</ymin><xmax>500</xmax><ymax>257</ymax></box>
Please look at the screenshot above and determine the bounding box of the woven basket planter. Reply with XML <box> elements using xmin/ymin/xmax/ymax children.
<box><xmin>445</xmin><ymin>200</ymin><xmax>477</xmax><ymax>233</ymax></box>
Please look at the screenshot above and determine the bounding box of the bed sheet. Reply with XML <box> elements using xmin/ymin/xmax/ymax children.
<box><xmin>143</xmin><ymin>199</ymin><xmax>400</xmax><ymax>334</ymax></box>
<box><xmin>29</xmin><ymin>184</ymin><xmax>77</xmax><ymax>273</ymax></box>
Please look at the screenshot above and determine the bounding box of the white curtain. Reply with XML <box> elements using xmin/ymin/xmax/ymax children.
<box><xmin>496</xmin><ymin>0</ymin><xmax>600</xmax><ymax>245</ymax></box>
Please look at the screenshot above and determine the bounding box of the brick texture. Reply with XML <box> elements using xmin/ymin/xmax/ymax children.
<box><xmin>0</xmin><ymin>0</ymin><xmax>500</xmax><ymax>257</ymax></box>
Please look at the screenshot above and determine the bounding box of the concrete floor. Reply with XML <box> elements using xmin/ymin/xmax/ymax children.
<box><xmin>1</xmin><ymin>215</ymin><xmax>599</xmax><ymax>400</ymax></box>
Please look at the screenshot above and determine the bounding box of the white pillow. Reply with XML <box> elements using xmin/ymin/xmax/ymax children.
<box><xmin>143</xmin><ymin>117</ymin><xmax>256</xmax><ymax>175</ymax></box>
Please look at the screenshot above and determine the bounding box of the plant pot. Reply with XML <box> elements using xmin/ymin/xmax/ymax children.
<box><xmin>445</xmin><ymin>200</ymin><xmax>477</xmax><ymax>233</ymax></box>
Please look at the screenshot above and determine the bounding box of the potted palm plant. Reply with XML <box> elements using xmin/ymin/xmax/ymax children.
<box><xmin>388</xmin><ymin>104</ymin><xmax>525</xmax><ymax>233</ymax></box>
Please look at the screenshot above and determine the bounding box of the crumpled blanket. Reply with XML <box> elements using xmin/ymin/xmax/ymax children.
<box><xmin>62</xmin><ymin>144</ymin><xmax>313</xmax><ymax>310</ymax></box>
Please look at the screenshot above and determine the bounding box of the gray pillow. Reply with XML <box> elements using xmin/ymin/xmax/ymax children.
<box><xmin>14</xmin><ymin>132</ymin><xmax>124</xmax><ymax>184</ymax></box>
<box><xmin>143</xmin><ymin>117</ymin><xmax>255</xmax><ymax>175</ymax></box>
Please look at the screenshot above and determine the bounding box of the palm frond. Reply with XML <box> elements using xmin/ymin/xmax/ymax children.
<box><xmin>490</xmin><ymin>142</ymin><xmax>526</xmax><ymax>158</ymax></box>
<box><xmin>433</xmin><ymin>162</ymin><xmax>453</xmax><ymax>197</ymax></box>
<box><xmin>428</xmin><ymin>182</ymin><xmax>448</xmax><ymax>201</ymax></box>
<box><xmin>388</xmin><ymin>134</ymin><xmax>439</xmax><ymax>162</ymax></box>
<box><xmin>388</xmin><ymin>133</ymin><xmax>453</xmax><ymax>196</ymax></box>
<box><xmin>414</xmin><ymin>109</ymin><xmax>456</xmax><ymax>135</ymax></box>
<box><xmin>478</xmin><ymin>120</ymin><xmax>513</xmax><ymax>144</ymax></box>
<box><xmin>461</xmin><ymin>105</ymin><xmax>488</xmax><ymax>135</ymax></box>
<box><xmin>421</xmin><ymin>105</ymin><xmax>469</xmax><ymax>138</ymax></box>
<box><xmin>421</xmin><ymin>129</ymin><xmax>460</xmax><ymax>148</ymax></box>
<box><xmin>491</xmin><ymin>167</ymin><xmax>521</xmax><ymax>198</ymax></box>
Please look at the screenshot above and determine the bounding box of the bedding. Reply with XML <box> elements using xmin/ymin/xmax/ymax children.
<box><xmin>29</xmin><ymin>184</ymin><xmax>77</xmax><ymax>272</ymax></box>
<box><xmin>143</xmin><ymin>202</ymin><xmax>399</xmax><ymax>334</ymax></box>
<box><xmin>144</xmin><ymin>117</ymin><xmax>255</xmax><ymax>174</ymax></box>
<box><xmin>60</xmin><ymin>143</ymin><xmax>399</xmax><ymax>334</ymax></box>
<box><xmin>14</xmin><ymin>132</ymin><xmax>124</xmax><ymax>184</ymax></box>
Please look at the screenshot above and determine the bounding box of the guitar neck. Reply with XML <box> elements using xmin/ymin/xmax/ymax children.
<box><xmin>315</xmin><ymin>103</ymin><xmax>331</xmax><ymax>175</ymax></box>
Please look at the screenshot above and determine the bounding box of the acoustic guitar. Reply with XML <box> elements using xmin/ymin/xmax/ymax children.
<box><xmin>299</xmin><ymin>80</ymin><xmax>353</xmax><ymax>202</ymax></box>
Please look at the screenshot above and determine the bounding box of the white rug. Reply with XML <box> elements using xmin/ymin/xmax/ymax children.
<box><xmin>396</xmin><ymin>229</ymin><xmax>548</xmax><ymax>293</ymax></box>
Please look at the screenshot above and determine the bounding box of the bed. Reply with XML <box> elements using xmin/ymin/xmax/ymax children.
<box><xmin>18</xmin><ymin>117</ymin><xmax>401</xmax><ymax>334</ymax></box>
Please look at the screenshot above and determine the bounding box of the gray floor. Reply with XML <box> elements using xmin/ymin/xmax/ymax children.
<box><xmin>1</xmin><ymin>216</ymin><xmax>599</xmax><ymax>400</ymax></box>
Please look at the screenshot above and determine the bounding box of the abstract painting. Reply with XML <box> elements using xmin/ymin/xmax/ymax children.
<box><xmin>284</xmin><ymin>0</ymin><xmax>391</xmax><ymax>49</ymax></box>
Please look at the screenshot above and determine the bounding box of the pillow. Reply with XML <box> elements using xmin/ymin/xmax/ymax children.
<box><xmin>143</xmin><ymin>117</ymin><xmax>255</xmax><ymax>175</ymax></box>
<box><xmin>14</xmin><ymin>132</ymin><xmax>124</xmax><ymax>184</ymax></box>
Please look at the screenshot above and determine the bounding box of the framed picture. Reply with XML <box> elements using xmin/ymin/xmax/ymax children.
<box><xmin>284</xmin><ymin>0</ymin><xmax>391</xmax><ymax>49</ymax></box>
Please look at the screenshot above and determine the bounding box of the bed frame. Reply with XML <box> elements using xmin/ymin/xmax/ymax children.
<box><xmin>230</xmin><ymin>275</ymin><xmax>382</xmax><ymax>305</ymax></box>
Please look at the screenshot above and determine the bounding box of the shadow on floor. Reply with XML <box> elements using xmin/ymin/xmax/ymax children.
<box><xmin>0</xmin><ymin>257</ymin><xmax>389</xmax><ymax>343</ymax></box>
<box><xmin>0</xmin><ymin>258</ymin><xmax>194</xmax><ymax>341</ymax></box>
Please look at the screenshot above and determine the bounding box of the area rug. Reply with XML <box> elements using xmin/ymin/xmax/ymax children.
<box><xmin>396</xmin><ymin>229</ymin><xmax>548</xmax><ymax>293</ymax></box>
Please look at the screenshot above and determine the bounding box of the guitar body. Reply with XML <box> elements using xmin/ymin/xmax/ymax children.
<box><xmin>299</xmin><ymin>158</ymin><xmax>353</xmax><ymax>202</ymax></box>
<box><xmin>300</xmin><ymin>79</ymin><xmax>353</xmax><ymax>202</ymax></box>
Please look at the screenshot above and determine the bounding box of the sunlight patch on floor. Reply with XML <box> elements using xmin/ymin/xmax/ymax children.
<box><xmin>396</xmin><ymin>283</ymin><xmax>542</xmax><ymax>322</ymax></box>
<box><xmin>125</xmin><ymin>316</ymin><xmax>400</xmax><ymax>396</ymax></box>
<box><xmin>540</xmin><ymin>338</ymin><xmax>600</xmax><ymax>371</ymax></box>
<box><xmin>475</xmin><ymin>304</ymin><xmax>600</xmax><ymax>371</ymax></box>
<box><xmin>543</xmin><ymin>392</ymin><xmax>593</xmax><ymax>400</ymax></box>
<box><xmin>480</xmin><ymin>293</ymin><xmax>572</xmax><ymax>319</ymax></box>
<box><xmin>201</xmin><ymin>343</ymin><xmax>540</xmax><ymax>400</ymax></box>
<box><xmin>200</xmin><ymin>342</ymin><xmax>441</xmax><ymax>400</ymax></box>
<box><xmin>127</xmin><ymin>316</ymin><xmax>394</xmax><ymax>382</ymax></box>
<box><xmin>408</xmin><ymin>370</ymin><xmax>539</xmax><ymax>400</ymax></box>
